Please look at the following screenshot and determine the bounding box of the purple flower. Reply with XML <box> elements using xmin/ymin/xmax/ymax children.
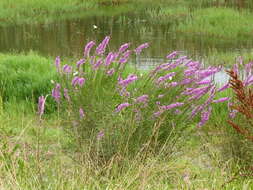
<box><xmin>115</xmin><ymin>102</ymin><xmax>131</xmax><ymax>112</ymax></box>
<box><xmin>196</xmin><ymin>79</ymin><xmax>212</xmax><ymax>85</ymax></box>
<box><xmin>52</xmin><ymin>83</ymin><xmax>61</xmax><ymax>103</ymax></box>
<box><xmin>38</xmin><ymin>96</ymin><xmax>46</xmax><ymax>118</ymax></box>
<box><xmin>76</xmin><ymin>59</ymin><xmax>85</xmax><ymax>69</ymax></box>
<box><xmin>119</xmin><ymin>50</ymin><xmax>131</xmax><ymax>64</ymax></box>
<box><xmin>212</xmin><ymin>97</ymin><xmax>230</xmax><ymax>103</ymax></box>
<box><xmin>93</xmin><ymin>58</ymin><xmax>103</xmax><ymax>70</ymax></box>
<box><xmin>197</xmin><ymin>107</ymin><xmax>212</xmax><ymax>127</ymax></box>
<box><xmin>105</xmin><ymin>52</ymin><xmax>116</xmax><ymax>66</ymax></box>
<box><xmin>197</xmin><ymin>68</ymin><xmax>219</xmax><ymax>80</ymax></box>
<box><xmin>72</xmin><ymin>76</ymin><xmax>80</xmax><ymax>86</ymax></box>
<box><xmin>245</xmin><ymin>62</ymin><xmax>253</xmax><ymax>76</ymax></box>
<box><xmin>166</xmin><ymin>51</ymin><xmax>178</xmax><ymax>59</ymax></box>
<box><xmin>79</xmin><ymin>108</ymin><xmax>85</xmax><ymax>118</ymax></box>
<box><xmin>229</xmin><ymin>109</ymin><xmax>238</xmax><ymax>118</ymax></box>
<box><xmin>188</xmin><ymin>85</ymin><xmax>212</xmax><ymax>100</ymax></box>
<box><xmin>63</xmin><ymin>64</ymin><xmax>72</xmax><ymax>74</ymax></box>
<box><xmin>156</xmin><ymin>72</ymin><xmax>176</xmax><ymax>84</ymax></box>
<box><xmin>78</xmin><ymin>77</ymin><xmax>85</xmax><ymax>87</ymax></box>
<box><xmin>135</xmin><ymin>95</ymin><xmax>149</xmax><ymax>104</ymax></box>
<box><xmin>158</xmin><ymin>94</ymin><xmax>164</xmax><ymax>98</ymax></box>
<box><xmin>106</xmin><ymin>68</ymin><xmax>115</xmax><ymax>76</ymax></box>
<box><xmin>244</xmin><ymin>75</ymin><xmax>253</xmax><ymax>86</ymax></box>
<box><xmin>233</xmin><ymin>63</ymin><xmax>239</xmax><ymax>74</ymax></box>
<box><xmin>118</xmin><ymin>43</ymin><xmax>130</xmax><ymax>54</ymax></box>
<box><xmin>180</xmin><ymin>78</ymin><xmax>194</xmax><ymax>85</ymax></box>
<box><xmin>96</xmin><ymin>36</ymin><xmax>110</xmax><ymax>55</ymax></box>
<box><xmin>135</xmin><ymin>43</ymin><xmax>149</xmax><ymax>55</ymax></box>
<box><xmin>64</xmin><ymin>88</ymin><xmax>70</xmax><ymax>102</ymax></box>
<box><xmin>160</xmin><ymin>102</ymin><xmax>184</xmax><ymax>110</ymax></box>
<box><xmin>118</xmin><ymin>74</ymin><xmax>138</xmax><ymax>87</ymax></box>
<box><xmin>84</xmin><ymin>41</ymin><xmax>95</xmax><ymax>58</ymax></box>
<box><xmin>218</xmin><ymin>83</ymin><xmax>229</xmax><ymax>92</ymax></box>
<box><xmin>55</xmin><ymin>56</ymin><xmax>61</xmax><ymax>73</ymax></box>
<box><xmin>154</xmin><ymin>111</ymin><xmax>163</xmax><ymax>117</ymax></box>
<box><xmin>97</xmin><ymin>130</ymin><xmax>104</xmax><ymax>140</ymax></box>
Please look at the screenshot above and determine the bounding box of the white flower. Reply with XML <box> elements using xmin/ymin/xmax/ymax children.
<box><xmin>93</xmin><ymin>25</ymin><xmax>98</xmax><ymax>29</ymax></box>
<box><xmin>73</xmin><ymin>71</ymin><xmax>79</xmax><ymax>76</ymax></box>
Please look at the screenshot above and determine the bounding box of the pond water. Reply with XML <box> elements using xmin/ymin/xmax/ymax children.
<box><xmin>0</xmin><ymin>1</ymin><xmax>253</xmax><ymax>84</ymax></box>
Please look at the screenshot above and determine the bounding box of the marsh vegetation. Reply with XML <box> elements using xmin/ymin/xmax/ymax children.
<box><xmin>0</xmin><ymin>0</ymin><xmax>253</xmax><ymax>189</ymax></box>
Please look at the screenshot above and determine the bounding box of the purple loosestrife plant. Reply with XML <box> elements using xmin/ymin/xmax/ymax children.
<box><xmin>118</xmin><ymin>74</ymin><xmax>138</xmax><ymax>87</ymax></box>
<box><xmin>166</xmin><ymin>51</ymin><xmax>178</xmax><ymax>59</ymax></box>
<box><xmin>64</xmin><ymin>88</ymin><xmax>70</xmax><ymax>102</ymax></box>
<box><xmin>96</xmin><ymin>36</ymin><xmax>110</xmax><ymax>55</ymax></box>
<box><xmin>105</xmin><ymin>52</ymin><xmax>116</xmax><ymax>66</ymax></box>
<box><xmin>119</xmin><ymin>50</ymin><xmax>131</xmax><ymax>64</ymax></box>
<box><xmin>52</xmin><ymin>83</ymin><xmax>61</xmax><ymax>103</ymax></box>
<box><xmin>135</xmin><ymin>95</ymin><xmax>149</xmax><ymax>104</ymax></box>
<box><xmin>197</xmin><ymin>106</ymin><xmax>212</xmax><ymax>127</ymax></box>
<box><xmin>84</xmin><ymin>41</ymin><xmax>95</xmax><ymax>58</ymax></box>
<box><xmin>55</xmin><ymin>56</ymin><xmax>61</xmax><ymax>73</ymax></box>
<box><xmin>76</xmin><ymin>59</ymin><xmax>85</xmax><ymax>69</ymax></box>
<box><xmin>115</xmin><ymin>103</ymin><xmax>131</xmax><ymax>113</ymax></box>
<box><xmin>79</xmin><ymin>108</ymin><xmax>85</xmax><ymax>118</ymax></box>
<box><xmin>41</xmin><ymin>37</ymin><xmax>235</xmax><ymax>160</ymax></box>
<box><xmin>38</xmin><ymin>96</ymin><xmax>46</xmax><ymax>118</ymax></box>
<box><xmin>135</xmin><ymin>43</ymin><xmax>149</xmax><ymax>55</ymax></box>
<box><xmin>118</xmin><ymin>43</ymin><xmax>130</xmax><ymax>54</ymax></box>
<box><xmin>63</xmin><ymin>64</ymin><xmax>72</xmax><ymax>74</ymax></box>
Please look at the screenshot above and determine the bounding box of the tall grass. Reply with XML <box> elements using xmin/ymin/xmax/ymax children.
<box><xmin>0</xmin><ymin>52</ymin><xmax>56</xmax><ymax>102</ymax></box>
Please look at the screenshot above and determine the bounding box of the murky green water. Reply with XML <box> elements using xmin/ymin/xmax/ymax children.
<box><xmin>1</xmin><ymin>1</ymin><xmax>253</xmax><ymax>66</ymax></box>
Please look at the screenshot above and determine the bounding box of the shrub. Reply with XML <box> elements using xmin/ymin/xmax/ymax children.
<box><xmin>39</xmin><ymin>37</ymin><xmax>229</xmax><ymax>162</ymax></box>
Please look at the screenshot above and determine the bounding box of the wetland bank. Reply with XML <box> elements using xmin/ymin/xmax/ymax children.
<box><xmin>0</xmin><ymin>0</ymin><xmax>253</xmax><ymax>189</ymax></box>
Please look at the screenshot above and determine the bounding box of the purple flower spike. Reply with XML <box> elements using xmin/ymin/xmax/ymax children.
<box><xmin>106</xmin><ymin>68</ymin><xmax>115</xmax><ymax>76</ymax></box>
<box><xmin>218</xmin><ymin>83</ymin><xmax>229</xmax><ymax>92</ymax></box>
<box><xmin>78</xmin><ymin>77</ymin><xmax>85</xmax><ymax>87</ymax></box>
<box><xmin>166</xmin><ymin>51</ymin><xmax>178</xmax><ymax>59</ymax></box>
<box><xmin>156</xmin><ymin>72</ymin><xmax>176</xmax><ymax>84</ymax></box>
<box><xmin>63</xmin><ymin>64</ymin><xmax>72</xmax><ymax>74</ymax></box>
<box><xmin>135</xmin><ymin>95</ymin><xmax>149</xmax><ymax>104</ymax></box>
<box><xmin>229</xmin><ymin>109</ymin><xmax>238</xmax><ymax>118</ymax></box>
<box><xmin>118</xmin><ymin>74</ymin><xmax>138</xmax><ymax>87</ymax></box>
<box><xmin>118</xmin><ymin>43</ymin><xmax>130</xmax><ymax>54</ymax></box>
<box><xmin>38</xmin><ymin>96</ymin><xmax>46</xmax><ymax>118</ymax></box>
<box><xmin>96</xmin><ymin>36</ymin><xmax>110</xmax><ymax>55</ymax></box>
<box><xmin>72</xmin><ymin>76</ymin><xmax>80</xmax><ymax>86</ymax></box>
<box><xmin>233</xmin><ymin>63</ymin><xmax>239</xmax><ymax>74</ymax></box>
<box><xmin>197</xmin><ymin>107</ymin><xmax>212</xmax><ymax>127</ymax></box>
<box><xmin>119</xmin><ymin>50</ymin><xmax>131</xmax><ymax>64</ymax></box>
<box><xmin>84</xmin><ymin>41</ymin><xmax>96</xmax><ymax>58</ymax></box>
<box><xmin>79</xmin><ymin>108</ymin><xmax>85</xmax><ymax>118</ymax></box>
<box><xmin>64</xmin><ymin>88</ymin><xmax>70</xmax><ymax>102</ymax></box>
<box><xmin>93</xmin><ymin>58</ymin><xmax>103</xmax><ymax>70</ymax></box>
<box><xmin>160</xmin><ymin>102</ymin><xmax>184</xmax><ymax>110</ymax></box>
<box><xmin>244</xmin><ymin>75</ymin><xmax>253</xmax><ymax>86</ymax></box>
<box><xmin>212</xmin><ymin>97</ymin><xmax>230</xmax><ymax>103</ymax></box>
<box><xmin>105</xmin><ymin>52</ymin><xmax>115</xmax><ymax>66</ymax></box>
<box><xmin>76</xmin><ymin>59</ymin><xmax>85</xmax><ymax>69</ymax></box>
<box><xmin>135</xmin><ymin>43</ymin><xmax>149</xmax><ymax>55</ymax></box>
<box><xmin>52</xmin><ymin>83</ymin><xmax>61</xmax><ymax>103</ymax></box>
<box><xmin>115</xmin><ymin>102</ymin><xmax>131</xmax><ymax>112</ymax></box>
<box><xmin>97</xmin><ymin>130</ymin><xmax>105</xmax><ymax>140</ymax></box>
<box><xmin>197</xmin><ymin>79</ymin><xmax>212</xmax><ymax>85</ymax></box>
<box><xmin>55</xmin><ymin>56</ymin><xmax>61</xmax><ymax>73</ymax></box>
